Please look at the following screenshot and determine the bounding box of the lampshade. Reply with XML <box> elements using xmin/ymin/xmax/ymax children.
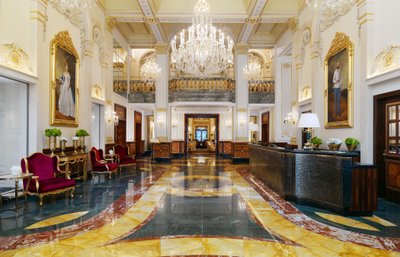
<box><xmin>298</xmin><ymin>113</ymin><xmax>320</xmax><ymax>128</ymax></box>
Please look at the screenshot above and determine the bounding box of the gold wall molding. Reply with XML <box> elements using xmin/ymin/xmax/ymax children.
<box><xmin>92</xmin><ymin>84</ymin><xmax>104</xmax><ymax>101</ymax></box>
<box><xmin>371</xmin><ymin>45</ymin><xmax>400</xmax><ymax>76</ymax></box>
<box><xmin>0</xmin><ymin>43</ymin><xmax>33</xmax><ymax>74</ymax></box>
<box><xmin>169</xmin><ymin>78</ymin><xmax>235</xmax><ymax>92</ymax></box>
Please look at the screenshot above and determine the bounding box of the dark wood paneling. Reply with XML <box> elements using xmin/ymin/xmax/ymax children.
<box><xmin>126</xmin><ymin>142</ymin><xmax>136</xmax><ymax>156</ymax></box>
<box><xmin>262</xmin><ymin>112</ymin><xmax>269</xmax><ymax>143</ymax></box>
<box><xmin>218</xmin><ymin>141</ymin><xmax>232</xmax><ymax>156</ymax></box>
<box><xmin>153</xmin><ymin>143</ymin><xmax>171</xmax><ymax>159</ymax></box>
<box><xmin>351</xmin><ymin>165</ymin><xmax>377</xmax><ymax>212</ymax></box>
<box><xmin>232</xmin><ymin>142</ymin><xmax>249</xmax><ymax>159</ymax></box>
<box><xmin>134</xmin><ymin>111</ymin><xmax>142</xmax><ymax>158</ymax></box>
<box><xmin>171</xmin><ymin>141</ymin><xmax>184</xmax><ymax>154</ymax></box>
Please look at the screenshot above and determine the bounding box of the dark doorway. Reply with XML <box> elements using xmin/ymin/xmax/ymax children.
<box><xmin>374</xmin><ymin>89</ymin><xmax>400</xmax><ymax>201</ymax></box>
<box><xmin>261</xmin><ymin>112</ymin><xmax>270</xmax><ymax>143</ymax></box>
<box><xmin>184</xmin><ymin>114</ymin><xmax>219</xmax><ymax>156</ymax></box>
<box><xmin>135</xmin><ymin>111</ymin><xmax>142</xmax><ymax>159</ymax></box>
<box><xmin>114</xmin><ymin>104</ymin><xmax>126</xmax><ymax>146</ymax></box>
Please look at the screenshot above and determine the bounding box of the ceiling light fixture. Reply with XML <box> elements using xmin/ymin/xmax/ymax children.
<box><xmin>170</xmin><ymin>0</ymin><xmax>234</xmax><ymax>77</ymax></box>
<box><xmin>140</xmin><ymin>59</ymin><xmax>161</xmax><ymax>82</ymax></box>
<box><xmin>50</xmin><ymin>0</ymin><xmax>96</xmax><ymax>9</ymax></box>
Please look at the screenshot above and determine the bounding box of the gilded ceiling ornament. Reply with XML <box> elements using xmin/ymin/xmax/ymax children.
<box><xmin>371</xmin><ymin>45</ymin><xmax>400</xmax><ymax>76</ymax></box>
<box><xmin>0</xmin><ymin>43</ymin><xmax>32</xmax><ymax>74</ymax></box>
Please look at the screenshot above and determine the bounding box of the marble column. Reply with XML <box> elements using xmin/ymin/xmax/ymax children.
<box><xmin>235</xmin><ymin>44</ymin><xmax>249</xmax><ymax>142</ymax></box>
<box><xmin>155</xmin><ymin>44</ymin><xmax>169</xmax><ymax>140</ymax></box>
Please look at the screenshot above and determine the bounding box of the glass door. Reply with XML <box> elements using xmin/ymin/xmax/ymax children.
<box><xmin>0</xmin><ymin>76</ymin><xmax>28</xmax><ymax>186</ymax></box>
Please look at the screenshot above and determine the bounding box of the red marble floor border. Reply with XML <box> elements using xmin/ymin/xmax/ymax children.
<box><xmin>0</xmin><ymin>166</ymin><xmax>167</xmax><ymax>251</ymax></box>
<box><xmin>237</xmin><ymin>167</ymin><xmax>400</xmax><ymax>252</ymax></box>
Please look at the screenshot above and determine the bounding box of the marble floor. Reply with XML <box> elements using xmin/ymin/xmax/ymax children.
<box><xmin>1</xmin><ymin>156</ymin><xmax>400</xmax><ymax>256</ymax></box>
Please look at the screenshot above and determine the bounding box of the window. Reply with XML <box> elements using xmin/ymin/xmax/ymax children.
<box><xmin>195</xmin><ymin>127</ymin><xmax>208</xmax><ymax>141</ymax></box>
<box><xmin>0</xmin><ymin>76</ymin><xmax>28</xmax><ymax>185</ymax></box>
<box><xmin>386</xmin><ymin>102</ymin><xmax>400</xmax><ymax>155</ymax></box>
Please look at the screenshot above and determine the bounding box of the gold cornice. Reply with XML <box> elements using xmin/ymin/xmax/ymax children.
<box><xmin>324</xmin><ymin>32</ymin><xmax>353</xmax><ymax>63</ymax></box>
<box><xmin>155</xmin><ymin>44</ymin><xmax>169</xmax><ymax>54</ymax></box>
<box><xmin>236</xmin><ymin>44</ymin><xmax>249</xmax><ymax>55</ymax></box>
<box><xmin>106</xmin><ymin>16</ymin><xmax>117</xmax><ymax>33</ymax></box>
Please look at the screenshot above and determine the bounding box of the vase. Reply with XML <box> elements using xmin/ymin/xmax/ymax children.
<box><xmin>79</xmin><ymin>137</ymin><xmax>85</xmax><ymax>154</ymax></box>
<box><xmin>313</xmin><ymin>144</ymin><xmax>320</xmax><ymax>149</ymax></box>
<box><xmin>346</xmin><ymin>144</ymin><xmax>357</xmax><ymax>152</ymax></box>
<box><xmin>48</xmin><ymin>136</ymin><xmax>56</xmax><ymax>156</ymax></box>
<box><xmin>73</xmin><ymin>140</ymin><xmax>79</xmax><ymax>154</ymax></box>
<box><xmin>328</xmin><ymin>143</ymin><xmax>341</xmax><ymax>151</ymax></box>
<box><xmin>60</xmin><ymin>140</ymin><xmax>66</xmax><ymax>156</ymax></box>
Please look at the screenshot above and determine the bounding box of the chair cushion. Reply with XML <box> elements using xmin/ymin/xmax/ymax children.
<box><xmin>30</xmin><ymin>177</ymin><xmax>75</xmax><ymax>193</ymax></box>
<box><xmin>92</xmin><ymin>163</ymin><xmax>118</xmax><ymax>172</ymax></box>
<box><xmin>119</xmin><ymin>158</ymin><xmax>136</xmax><ymax>165</ymax></box>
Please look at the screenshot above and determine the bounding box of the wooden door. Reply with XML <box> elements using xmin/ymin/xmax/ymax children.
<box><xmin>261</xmin><ymin>112</ymin><xmax>269</xmax><ymax>143</ymax></box>
<box><xmin>134</xmin><ymin>111</ymin><xmax>142</xmax><ymax>158</ymax></box>
<box><xmin>114</xmin><ymin>104</ymin><xmax>126</xmax><ymax>146</ymax></box>
<box><xmin>374</xmin><ymin>90</ymin><xmax>400</xmax><ymax>201</ymax></box>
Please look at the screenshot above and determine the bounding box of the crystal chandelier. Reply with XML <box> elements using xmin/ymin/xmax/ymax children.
<box><xmin>50</xmin><ymin>0</ymin><xmax>96</xmax><ymax>9</ymax></box>
<box><xmin>306</xmin><ymin>0</ymin><xmax>355</xmax><ymax>10</ymax></box>
<box><xmin>140</xmin><ymin>60</ymin><xmax>161</xmax><ymax>82</ymax></box>
<box><xmin>170</xmin><ymin>0</ymin><xmax>234</xmax><ymax>77</ymax></box>
<box><xmin>243</xmin><ymin>62</ymin><xmax>262</xmax><ymax>85</ymax></box>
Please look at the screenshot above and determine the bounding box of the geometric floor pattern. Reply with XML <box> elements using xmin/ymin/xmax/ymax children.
<box><xmin>1</xmin><ymin>156</ymin><xmax>400</xmax><ymax>256</ymax></box>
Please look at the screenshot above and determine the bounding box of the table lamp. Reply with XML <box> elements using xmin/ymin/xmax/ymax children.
<box><xmin>298</xmin><ymin>113</ymin><xmax>320</xmax><ymax>150</ymax></box>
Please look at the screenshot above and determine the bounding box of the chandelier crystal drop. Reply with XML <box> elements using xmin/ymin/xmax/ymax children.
<box><xmin>52</xmin><ymin>0</ymin><xmax>96</xmax><ymax>9</ymax></box>
<box><xmin>243</xmin><ymin>62</ymin><xmax>262</xmax><ymax>83</ymax></box>
<box><xmin>170</xmin><ymin>0</ymin><xmax>234</xmax><ymax>77</ymax></box>
<box><xmin>140</xmin><ymin>60</ymin><xmax>161</xmax><ymax>82</ymax></box>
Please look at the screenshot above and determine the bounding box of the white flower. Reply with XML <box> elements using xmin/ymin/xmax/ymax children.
<box><xmin>10</xmin><ymin>165</ymin><xmax>22</xmax><ymax>175</ymax></box>
<box><xmin>60</xmin><ymin>137</ymin><xmax>68</xmax><ymax>142</ymax></box>
<box><xmin>72</xmin><ymin>136</ymin><xmax>79</xmax><ymax>141</ymax></box>
<box><xmin>326</xmin><ymin>138</ymin><xmax>342</xmax><ymax>145</ymax></box>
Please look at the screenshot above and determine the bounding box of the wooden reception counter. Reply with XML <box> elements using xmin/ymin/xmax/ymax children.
<box><xmin>250</xmin><ymin>144</ymin><xmax>377</xmax><ymax>215</ymax></box>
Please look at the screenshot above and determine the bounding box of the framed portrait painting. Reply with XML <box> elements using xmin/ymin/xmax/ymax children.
<box><xmin>50</xmin><ymin>31</ymin><xmax>79</xmax><ymax>127</ymax></box>
<box><xmin>324</xmin><ymin>32</ymin><xmax>353</xmax><ymax>128</ymax></box>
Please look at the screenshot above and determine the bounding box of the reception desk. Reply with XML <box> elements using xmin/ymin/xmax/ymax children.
<box><xmin>250</xmin><ymin>144</ymin><xmax>377</xmax><ymax>215</ymax></box>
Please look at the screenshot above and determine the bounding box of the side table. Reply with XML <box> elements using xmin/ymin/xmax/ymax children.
<box><xmin>0</xmin><ymin>173</ymin><xmax>33</xmax><ymax>215</ymax></box>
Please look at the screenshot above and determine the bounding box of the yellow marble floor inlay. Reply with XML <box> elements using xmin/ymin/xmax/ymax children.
<box><xmin>4</xmin><ymin>167</ymin><xmax>400</xmax><ymax>257</ymax></box>
<box><xmin>26</xmin><ymin>211</ymin><xmax>89</xmax><ymax>230</ymax></box>
<box><xmin>315</xmin><ymin>212</ymin><xmax>379</xmax><ymax>231</ymax></box>
<box><xmin>363</xmin><ymin>215</ymin><xmax>397</xmax><ymax>227</ymax></box>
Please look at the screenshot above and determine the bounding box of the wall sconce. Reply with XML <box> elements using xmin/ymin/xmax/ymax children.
<box><xmin>239</xmin><ymin>119</ymin><xmax>247</xmax><ymax>126</ymax></box>
<box><xmin>224</xmin><ymin>120</ymin><xmax>232</xmax><ymax>128</ymax></box>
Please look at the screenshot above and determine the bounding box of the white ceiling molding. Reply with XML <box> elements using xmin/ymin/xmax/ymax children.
<box><xmin>237</xmin><ymin>0</ymin><xmax>269</xmax><ymax>43</ymax></box>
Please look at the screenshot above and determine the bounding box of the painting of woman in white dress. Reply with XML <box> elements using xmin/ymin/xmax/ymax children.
<box><xmin>58</xmin><ymin>61</ymin><xmax>75</xmax><ymax>118</ymax></box>
<box><xmin>50</xmin><ymin>31</ymin><xmax>79</xmax><ymax>127</ymax></box>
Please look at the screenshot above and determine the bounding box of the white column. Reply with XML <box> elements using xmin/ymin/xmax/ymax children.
<box><xmin>358</xmin><ymin>1</ymin><xmax>375</xmax><ymax>164</ymax></box>
<box><xmin>274</xmin><ymin>56</ymin><xmax>292</xmax><ymax>142</ymax></box>
<box><xmin>154</xmin><ymin>44</ymin><xmax>169</xmax><ymax>140</ymax></box>
<box><xmin>235</xmin><ymin>44</ymin><xmax>249</xmax><ymax>142</ymax></box>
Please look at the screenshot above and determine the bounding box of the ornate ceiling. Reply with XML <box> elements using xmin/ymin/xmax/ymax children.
<box><xmin>101</xmin><ymin>0</ymin><xmax>305</xmax><ymax>48</ymax></box>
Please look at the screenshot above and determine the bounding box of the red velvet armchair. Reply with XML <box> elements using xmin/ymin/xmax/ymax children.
<box><xmin>21</xmin><ymin>153</ymin><xmax>75</xmax><ymax>206</ymax></box>
<box><xmin>90</xmin><ymin>147</ymin><xmax>118</xmax><ymax>178</ymax></box>
<box><xmin>113</xmin><ymin>144</ymin><xmax>136</xmax><ymax>167</ymax></box>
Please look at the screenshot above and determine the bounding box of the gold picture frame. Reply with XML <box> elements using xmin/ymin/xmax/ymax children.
<box><xmin>324</xmin><ymin>32</ymin><xmax>353</xmax><ymax>128</ymax></box>
<box><xmin>50</xmin><ymin>31</ymin><xmax>79</xmax><ymax>127</ymax></box>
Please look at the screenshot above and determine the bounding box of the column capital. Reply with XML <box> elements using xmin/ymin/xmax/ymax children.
<box><xmin>236</xmin><ymin>44</ymin><xmax>249</xmax><ymax>55</ymax></box>
<box><xmin>155</xmin><ymin>44</ymin><xmax>169</xmax><ymax>54</ymax></box>
<box><xmin>106</xmin><ymin>16</ymin><xmax>117</xmax><ymax>33</ymax></box>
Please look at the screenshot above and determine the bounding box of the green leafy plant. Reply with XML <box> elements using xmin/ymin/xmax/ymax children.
<box><xmin>345</xmin><ymin>137</ymin><xmax>359</xmax><ymax>146</ymax></box>
<box><xmin>310</xmin><ymin>136</ymin><xmax>322</xmax><ymax>145</ymax></box>
<box><xmin>75</xmin><ymin>129</ymin><xmax>89</xmax><ymax>137</ymax></box>
<box><xmin>45</xmin><ymin>128</ymin><xmax>62</xmax><ymax>137</ymax></box>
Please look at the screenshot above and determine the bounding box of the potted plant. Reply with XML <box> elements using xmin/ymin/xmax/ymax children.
<box><xmin>45</xmin><ymin>128</ymin><xmax>62</xmax><ymax>156</ymax></box>
<box><xmin>310</xmin><ymin>136</ymin><xmax>322</xmax><ymax>149</ymax></box>
<box><xmin>326</xmin><ymin>138</ymin><xmax>342</xmax><ymax>151</ymax></box>
<box><xmin>345</xmin><ymin>137</ymin><xmax>359</xmax><ymax>151</ymax></box>
<box><xmin>75</xmin><ymin>129</ymin><xmax>89</xmax><ymax>153</ymax></box>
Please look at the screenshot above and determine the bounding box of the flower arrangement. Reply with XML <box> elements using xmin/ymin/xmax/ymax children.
<box><xmin>310</xmin><ymin>136</ymin><xmax>322</xmax><ymax>147</ymax></box>
<box><xmin>75</xmin><ymin>129</ymin><xmax>89</xmax><ymax>137</ymax></box>
<box><xmin>326</xmin><ymin>138</ymin><xmax>342</xmax><ymax>145</ymax></box>
<box><xmin>45</xmin><ymin>128</ymin><xmax>62</xmax><ymax>137</ymax></box>
<box><xmin>326</xmin><ymin>138</ymin><xmax>342</xmax><ymax>151</ymax></box>
<box><xmin>345</xmin><ymin>137</ymin><xmax>359</xmax><ymax>151</ymax></box>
